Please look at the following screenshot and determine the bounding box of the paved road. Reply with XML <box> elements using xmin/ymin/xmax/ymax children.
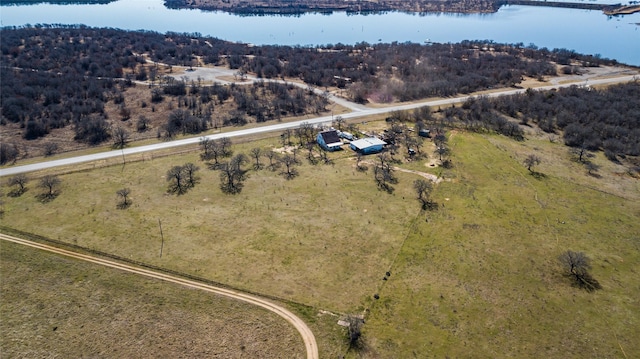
<box><xmin>1</xmin><ymin>74</ymin><xmax>636</xmax><ymax>177</ymax></box>
<box><xmin>0</xmin><ymin>232</ymin><xmax>319</xmax><ymax>359</ymax></box>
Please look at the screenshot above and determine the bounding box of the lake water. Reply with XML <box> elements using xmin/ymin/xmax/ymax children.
<box><xmin>1</xmin><ymin>0</ymin><xmax>639</xmax><ymax>65</ymax></box>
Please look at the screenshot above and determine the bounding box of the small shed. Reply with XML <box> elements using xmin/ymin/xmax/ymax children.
<box><xmin>317</xmin><ymin>130</ymin><xmax>343</xmax><ymax>151</ymax></box>
<box><xmin>350</xmin><ymin>137</ymin><xmax>387</xmax><ymax>154</ymax></box>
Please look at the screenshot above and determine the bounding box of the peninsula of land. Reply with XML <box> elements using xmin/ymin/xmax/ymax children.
<box><xmin>163</xmin><ymin>0</ymin><xmax>640</xmax><ymax>15</ymax></box>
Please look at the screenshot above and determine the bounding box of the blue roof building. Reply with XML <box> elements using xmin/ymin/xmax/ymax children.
<box><xmin>350</xmin><ymin>137</ymin><xmax>387</xmax><ymax>154</ymax></box>
<box><xmin>317</xmin><ymin>130</ymin><xmax>343</xmax><ymax>151</ymax></box>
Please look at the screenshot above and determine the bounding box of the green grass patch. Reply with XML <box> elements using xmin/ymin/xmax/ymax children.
<box><xmin>363</xmin><ymin>132</ymin><xmax>640</xmax><ymax>358</ymax></box>
<box><xmin>2</xmin><ymin>129</ymin><xmax>638</xmax><ymax>358</ymax></box>
<box><xmin>0</xmin><ymin>138</ymin><xmax>418</xmax><ymax>313</ymax></box>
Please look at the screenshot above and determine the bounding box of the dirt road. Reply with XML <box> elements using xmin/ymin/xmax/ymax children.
<box><xmin>0</xmin><ymin>232</ymin><xmax>319</xmax><ymax>359</ymax></box>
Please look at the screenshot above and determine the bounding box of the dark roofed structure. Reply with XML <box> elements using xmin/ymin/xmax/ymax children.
<box><xmin>317</xmin><ymin>130</ymin><xmax>343</xmax><ymax>151</ymax></box>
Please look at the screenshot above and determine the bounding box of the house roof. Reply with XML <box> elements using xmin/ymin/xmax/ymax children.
<box><xmin>350</xmin><ymin>137</ymin><xmax>387</xmax><ymax>150</ymax></box>
<box><xmin>319</xmin><ymin>130</ymin><xmax>342</xmax><ymax>147</ymax></box>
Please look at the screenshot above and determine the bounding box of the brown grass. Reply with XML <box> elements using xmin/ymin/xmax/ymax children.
<box><xmin>2</xmin><ymin>123</ymin><xmax>639</xmax><ymax>359</ymax></box>
<box><xmin>0</xmin><ymin>240</ymin><xmax>306</xmax><ymax>358</ymax></box>
<box><xmin>0</xmin><ymin>137</ymin><xmax>419</xmax><ymax>313</ymax></box>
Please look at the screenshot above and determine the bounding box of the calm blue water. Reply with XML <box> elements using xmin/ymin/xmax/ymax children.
<box><xmin>1</xmin><ymin>0</ymin><xmax>639</xmax><ymax>65</ymax></box>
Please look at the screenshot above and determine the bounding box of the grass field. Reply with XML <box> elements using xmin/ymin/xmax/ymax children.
<box><xmin>363</xmin><ymin>132</ymin><xmax>640</xmax><ymax>358</ymax></box>
<box><xmin>1</xmin><ymin>127</ymin><xmax>639</xmax><ymax>358</ymax></box>
<box><xmin>0</xmin><ymin>240</ymin><xmax>306</xmax><ymax>358</ymax></box>
<box><xmin>1</xmin><ymin>137</ymin><xmax>418</xmax><ymax>313</ymax></box>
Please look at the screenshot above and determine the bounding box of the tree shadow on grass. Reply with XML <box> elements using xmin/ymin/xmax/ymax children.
<box><xmin>565</xmin><ymin>272</ymin><xmax>602</xmax><ymax>292</ymax></box>
<box><xmin>281</xmin><ymin>168</ymin><xmax>299</xmax><ymax>180</ymax></box>
<box><xmin>116</xmin><ymin>202</ymin><xmax>132</xmax><ymax>210</ymax></box>
<box><xmin>529</xmin><ymin>171</ymin><xmax>547</xmax><ymax>180</ymax></box>
<box><xmin>421</xmin><ymin>201</ymin><xmax>439</xmax><ymax>211</ymax></box>
<box><xmin>8</xmin><ymin>188</ymin><xmax>27</xmax><ymax>198</ymax></box>
<box><xmin>36</xmin><ymin>192</ymin><xmax>59</xmax><ymax>203</ymax></box>
<box><xmin>377</xmin><ymin>182</ymin><xmax>395</xmax><ymax>194</ymax></box>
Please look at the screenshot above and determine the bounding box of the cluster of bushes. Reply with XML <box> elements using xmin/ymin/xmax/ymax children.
<box><xmin>1</xmin><ymin>67</ymin><xmax>117</xmax><ymax>141</ymax></box>
<box><xmin>444</xmin><ymin>82</ymin><xmax>640</xmax><ymax>161</ymax></box>
<box><xmin>494</xmin><ymin>83</ymin><xmax>640</xmax><ymax>159</ymax></box>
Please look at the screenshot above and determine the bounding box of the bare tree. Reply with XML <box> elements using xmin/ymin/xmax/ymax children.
<box><xmin>433</xmin><ymin>131</ymin><xmax>447</xmax><ymax>148</ymax></box>
<box><xmin>112</xmin><ymin>126</ymin><xmax>130</xmax><ymax>149</ymax></box>
<box><xmin>8</xmin><ymin>174</ymin><xmax>29</xmax><ymax>196</ymax></box>
<box><xmin>43</xmin><ymin>142</ymin><xmax>59</xmax><ymax>157</ymax></box>
<box><xmin>558</xmin><ymin>250</ymin><xmax>601</xmax><ymax>292</ymax></box>
<box><xmin>295</xmin><ymin>122</ymin><xmax>315</xmax><ymax>147</ymax></box>
<box><xmin>374</xmin><ymin>153</ymin><xmax>397</xmax><ymax>193</ymax></box>
<box><xmin>250</xmin><ymin>147</ymin><xmax>263</xmax><ymax>170</ymax></box>
<box><xmin>434</xmin><ymin>145</ymin><xmax>450</xmax><ymax>162</ymax></box>
<box><xmin>356</xmin><ymin>151</ymin><xmax>367</xmax><ymax>172</ymax></box>
<box><xmin>183</xmin><ymin>163</ymin><xmax>200</xmax><ymax>187</ymax></box>
<box><xmin>570</xmin><ymin>144</ymin><xmax>593</xmax><ymax>163</ymax></box>
<box><xmin>199</xmin><ymin>137</ymin><xmax>215</xmax><ymax>161</ymax></box>
<box><xmin>292</xmin><ymin>147</ymin><xmax>301</xmax><ymax>163</ymax></box>
<box><xmin>119</xmin><ymin>105</ymin><xmax>131</xmax><ymax>121</ymax></box>
<box><xmin>266</xmin><ymin>150</ymin><xmax>279</xmax><ymax>171</ymax></box>
<box><xmin>219</xmin><ymin>154</ymin><xmax>248</xmax><ymax>194</ymax></box>
<box><xmin>136</xmin><ymin>115</ymin><xmax>149</xmax><ymax>132</ymax></box>
<box><xmin>333</xmin><ymin>116</ymin><xmax>346</xmax><ymax>131</ymax></box>
<box><xmin>280</xmin><ymin>129</ymin><xmax>293</xmax><ymax>147</ymax></box>
<box><xmin>166</xmin><ymin>165</ymin><xmax>193</xmax><ymax>195</ymax></box>
<box><xmin>200</xmin><ymin>137</ymin><xmax>227</xmax><ymax>167</ymax></box>
<box><xmin>413</xmin><ymin>179</ymin><xmax>435</xmax><ymax>210</ymax></box>
<box><xmin>524</xmin><ymin>154</ymin><xmax>541</xmax><ymax>173</ymax></box>
<box><xmin>0</xmin><ymin>142</ymin><xmax>19</xmax><ymax>165</ymax></box>
<box><xmin>116</xmin><ymin>188</ymin><xmax>131</xmax><ymax>209</ymax></box>
<box><xmin>220</xmin><ymin>137</ymin><xmax>233</xmax><ymax>157</ymax></box>
<box><xmin>280</xmin><ymin>154</ymin><xmax>299</xmax><ymax>180</ymax></box>
<box><xmin>345</xmin><ymin>315</ymin><xmax>364</xmax><ymax>350</ymax></box>
<box><xmin>38</xmin><ymin>175</ymin><xmax>61</xmax><ymax>201</ymax></box>
<box><xmin>306</xmin><ymin>142</ymin><xmax>318</xmax><ymax>165</ymax></box>
<box><xmin>319</xmin><ymin>148</ymin><xmax>333</xmax><ymax>165</ymax></box>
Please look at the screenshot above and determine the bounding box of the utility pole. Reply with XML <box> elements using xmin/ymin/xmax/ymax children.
<box><xmin>158</xmin><ymin>219</ymin><xmax>164</xmax><ymax>258</ymax></box>
<box><xmin>121</xmin><ymin>148</ymin><xmax>126</xmax><ymax>172</ymax></box>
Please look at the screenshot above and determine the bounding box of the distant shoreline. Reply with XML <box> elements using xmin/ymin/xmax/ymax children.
<box><xmin>3</xmin><ymin>0</ymin><xmax>637</xmax><ymax>16</ymax></box>
<box><xmin>162</xmin><ymin>0</ymin><xmax>639</xmax><ymax>16</ymax></box>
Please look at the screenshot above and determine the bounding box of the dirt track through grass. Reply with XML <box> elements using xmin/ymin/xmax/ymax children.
<box><xmin>0</xmin><ymin>236</ymin><xmax>307</xmax><ymax>358</ymax></box>
<box><xmin>0</xmin><ymin>138</ymin><xmax>419</xmax><ymax>312</ymax></box>
<box><xmin>2</xmin><ymin>129</ymin><xmax>638</xmax><ymax>358</ymax></box>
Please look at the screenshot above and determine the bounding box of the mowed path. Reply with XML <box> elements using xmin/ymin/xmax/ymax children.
<box><xmin>0</xmin><ymin>233</ymin><xmax>319</xmax><ymax>359</ymax></box>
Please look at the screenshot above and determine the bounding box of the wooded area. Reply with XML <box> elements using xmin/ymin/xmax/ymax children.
<box><xmin>0</xmin><ymin>25</ymin><xmax>631</xmax><ymax>164</ymax></box>
<box><xmin>450</xmin><ymin>83</ymin><xmax>640</xmax><ymax>161</ymax></box>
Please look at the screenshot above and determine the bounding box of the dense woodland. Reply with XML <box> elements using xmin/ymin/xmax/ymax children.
<box><xmin>1</xmin><ymin>25</ymin><xmax>615</xmax><ymax>99</ymax></box>
<box><xmin>0</xmin><ymin>25</ymin><xmax>633</xmax><ymax>165</ymax></box>
<box><xmin>423</xmin><ymin>82</ymin><xmax>640</xmax><ymax>163</ymax></box>
<box><xmin>0</xmin><ymin>64</ymin><xmax>326</xmax><ymax>158</ymax></box>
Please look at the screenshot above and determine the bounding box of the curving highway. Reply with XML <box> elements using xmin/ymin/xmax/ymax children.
<box><xmin>0</xmin><ymin>232</ymin><xmax>319</xmax><ymax>359</ymax></box>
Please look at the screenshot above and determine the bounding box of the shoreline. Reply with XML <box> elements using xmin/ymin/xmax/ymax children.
<box><xmin>163</xmin><ymin>0</ymin><xmax>639</xmax><ymax>16</ymax></box>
